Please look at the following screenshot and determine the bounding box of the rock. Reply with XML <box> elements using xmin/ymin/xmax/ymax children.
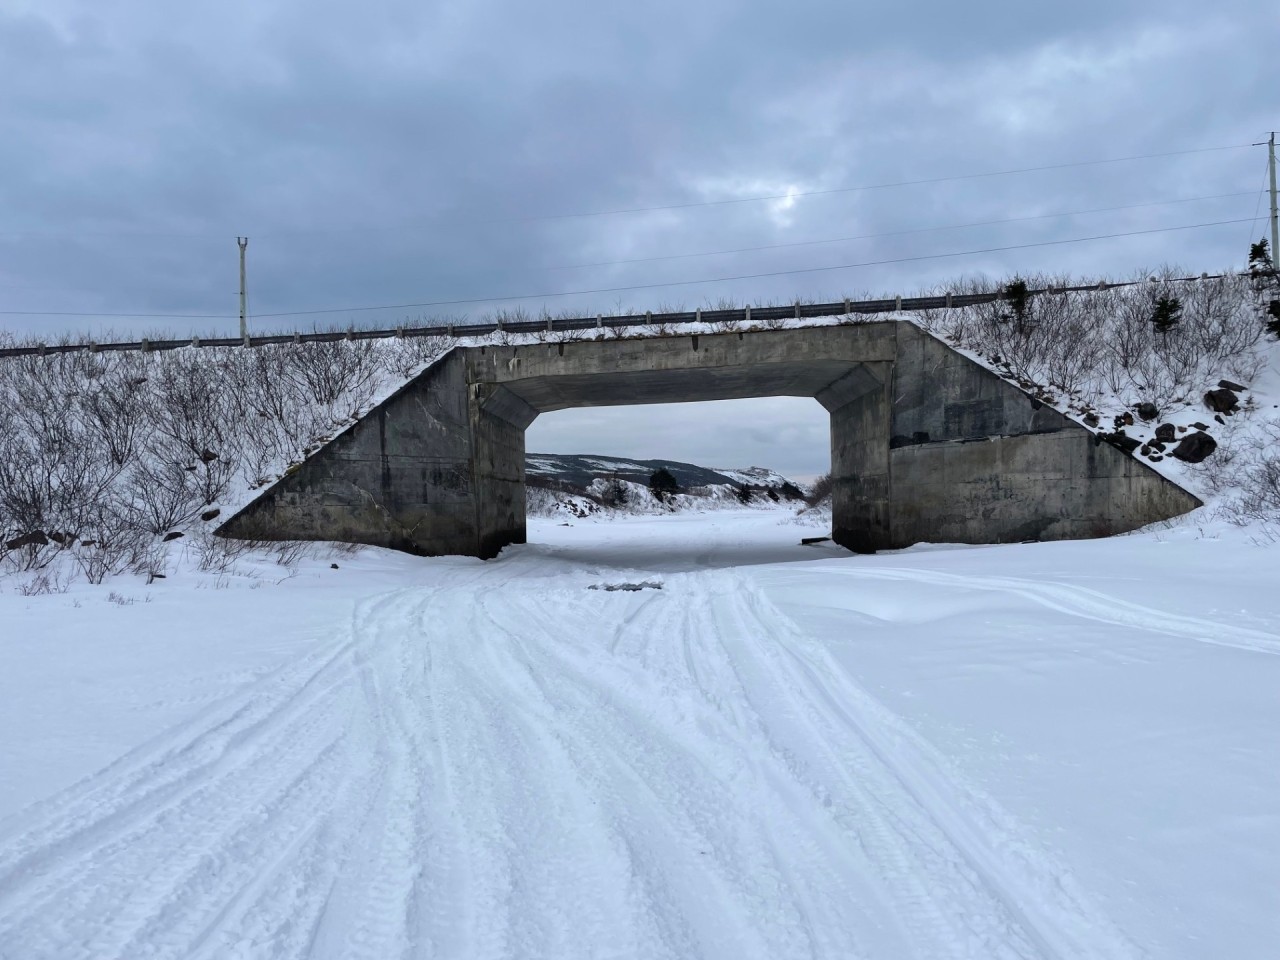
<box><xmin>1136</xmin><ymin>402</ymin><xmax>1160</xmax><ymax>421</ymax></box>
<box><xmin>162</xmin><ymin>531</ymin><xmax>184</xmax><ymax>542</ymax></box>
<box><xmin>1149</xmin><ymin>454</ymin><xmax>1164</xmax><ymax>462</ymax></box>
<box><xmin>1191</xmin><ymin>422</ymin><xmax>1208</xmax><ymax>431</ymax></box>
<box><xmin>199</xmin><ymin>449</ymin><xmax>219</xmax><ymax>463</ymax></box>
<box><xmin>1218</xmin><ymin>379</ymin><xmax>1247</xmax><ymax>392</ymax></box>
<box><xmin>1140</xmin><ymin>444</ymin><xmax>1151</xmax><ymax>455</ymax></box>
<box><xmin>1154</xmin><ymin>423</ymin><xmax>1176</xmax><ymax>443</ymax></box>
<box><xmin>1214</xmin><ymin>414</ymin><xmax>1225</xmax><ymax>425</ymax></box>
<box><xmin>1121</xmin><ymin>412</ymin><xmax>1135</xmax><ymax>426</ymax></box>
<box><xmin>1150</xmin><ymin>440</ymin><xmax>1166</xmax><ymax>452</ymax></box>
<box><xmin>330</xmin><ymin>563</ymin><xmax>339</xmax><ymax>570</ymax></box>
<box><xmin>1171</xmin><ymin>431</ymin><xmax>1218</xmax><ymax>463</ymax></box>
<box><xmin>4</xmin><ymin>531</ymin><xmax>48</xmax><ymax>551</ymax></box>
<box><xmin>200</xmin><ymin>508</ymin><xmax>221</xmax><ymax>522</ymax></box>
<box><xmin>149</xmin><ymin>573</ymin><xmax>166</xmax><ymax>579</ymax></box>
<box><xmin>1083</xmin><ymin>412</ymin><xmax>1100</xmax><ymax>427</ymax></box>
<box><xmin>1204</xmin><ymin>388</ymin><xmax>1239</xmax><ymax>414</ymax></box>
<box><xmin>1099</xmin><ymin>432</ymin><xmax>1141</xmax><ymax>454</ymax></box>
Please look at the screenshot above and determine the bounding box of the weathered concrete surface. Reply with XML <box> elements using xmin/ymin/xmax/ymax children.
<box><xmin>219</xmin><ymin>322</ymin><xmax>1201</xmax><ymax>557</ymax></box>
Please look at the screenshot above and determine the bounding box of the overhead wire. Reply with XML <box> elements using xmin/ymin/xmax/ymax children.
<box><xmin>551</xmin><ymin>191</ymin><xmax>1257</xmax><ymax>270</ymax></box>
<box><xmin>239</xmin><ymin>217</ymin><xmax>1253</xmax><ymax>319</ymax></box>
<box><xmin>0</xmin><ymin>141</ymin><xmax>1257</xmax><ymax>240</ymax></box>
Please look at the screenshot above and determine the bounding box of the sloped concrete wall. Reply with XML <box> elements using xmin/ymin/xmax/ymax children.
<box><xmin>220</xmin><ymin>351</ymin><xmax>488</xmax><ymax>555</ymax></box>
<box><xmin>884</xmin><ymin>325</ymin><xmax>1200</xmax><ymax>546</ymax></box>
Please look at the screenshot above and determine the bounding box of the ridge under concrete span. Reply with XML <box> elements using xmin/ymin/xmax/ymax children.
<box><xmin>219</xmin><ymin>321</ymin><xmax>1200</xmax><ymax>557</ymax></box>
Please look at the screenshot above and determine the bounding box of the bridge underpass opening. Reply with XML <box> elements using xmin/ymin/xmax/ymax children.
<box><xmin>522</xmin><ymin>396</ymin><xmax>831</xmax><ymax>551</ymax></box>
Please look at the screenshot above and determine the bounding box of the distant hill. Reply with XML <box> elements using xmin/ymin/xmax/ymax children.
<box><xmin>525</xmin><ymin>454</ymin><xmax>796</xmax><ymax>494</ymax></box>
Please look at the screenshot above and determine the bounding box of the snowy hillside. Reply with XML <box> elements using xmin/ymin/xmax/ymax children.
<box><xmin>525</xmin><ymin>453</ymin><xmax>806</xmax><ymax>519</ymax></box>
<box><xmin>526</xmin><ymin>453</ymin><xmax>767</xmax><ymax>492</ymax></box>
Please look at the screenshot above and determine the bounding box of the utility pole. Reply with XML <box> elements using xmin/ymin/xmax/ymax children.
<box><xmin>1269</xmin><ymin>133</ymin><xmax>1279</xmax><ymax>269</ymax></box>
<box><xmin>237</xmin><ymin>236</ymin><xmax>249</xmax><ymax>341</ymax></box>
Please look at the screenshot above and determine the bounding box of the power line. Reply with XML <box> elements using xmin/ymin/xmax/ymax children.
<box><xmin>0</xmin><ymin>217</ymin><xmax>1254</xmax><ymax>322</ymax></box>
<box><xmin>552</xmin><ymin>191</ymin><xmax>1258</xmax><ymax>270</ymax></box>
<box><xmin>486</xmin><ymin>143</ymin><xmax>1257</xmax><ymax>225</ymax></box>
<box><xmin>0</xmin><ymin>142</ymin><xmax>1257</xmax><ymax>240</ymax></box>
<box><xmin>247</xmin><ymin>217</ymin><xmax>1255</xmax><ymax>319</ymax></box>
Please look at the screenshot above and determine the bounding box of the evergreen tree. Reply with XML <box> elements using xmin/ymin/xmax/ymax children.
<box><xmin>1248</xmin><ymin>239</ymin><xmax>1280</xmax><ymax>340</ymax></box>
<box><xmin>1150</xmin><ymin>296</ymin><xmax>1182</xmax><ymax>335</ymax></box>
<box><xmin>1249</xmin><ymin>239</ymin><xmax>1276</xmax><ymax>278</ymax></box>
<box><xmin>600</xmin><ymin>476</ymin><xmax>628</xmax><ymax>507</ymax></box>
<box><xmin>1002</xmin><ymin>277</ymin><xmax>1030</xmax><ymax>329</ymax></box>
<box><xmin>648</xmin><ymin>467</ymin><xmax>679</xmax><ymax>502</ymax></box>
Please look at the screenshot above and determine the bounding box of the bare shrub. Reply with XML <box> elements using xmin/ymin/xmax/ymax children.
<box><xmin>805</xmin><ymin>473</ymin><xmax>833</xmax><ymax>506</ymax></box>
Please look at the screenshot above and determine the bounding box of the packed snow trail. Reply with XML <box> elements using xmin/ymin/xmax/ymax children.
<box><xmin>0</xmin><ymin>534</ymin><xmax>1159</xmax><ymax>960</ymax></box>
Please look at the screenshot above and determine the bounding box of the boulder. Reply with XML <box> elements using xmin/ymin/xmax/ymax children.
<box><xmin>1171</xmin><ymin>431</ymin><xmax>1218</xmax><ymax>463</ymax></box>
<box><xmin>1204</xmin><ymin>389</ymin><xmax>1239</xmax><ymax>414</ymax></box>
<box><xmin>1083</xmin><ymin>412</ymin><xmax>1100</xmax><ymax>427</ymax></box>
<box><xmin>1099</xmin><ymin>432</ymin><xmax>1141</xmax><ymax>454</ymax></box>
<box><xmin>1136</xmin><ymin>402</ymin><xmax>1160</xmax><ymax>421</ymax></box>
<box><xmin>162</xmin><ymin>531</ymin><xmax>184</xmax><ymax>542</ymax></box>
<box><xmin>1154</xmin><ymin>423</ymin><xmax>1176</xmax><ymax>443</ymax></box>
<box><xmin>200</xmin><ymin>508</ymin><xmax>221</xmax><ymax>522</ymax></box>
<box><xmin>1218</xmin><ymin>379</ymin><xmax>1247</xmax><ymax>392</ymax></box>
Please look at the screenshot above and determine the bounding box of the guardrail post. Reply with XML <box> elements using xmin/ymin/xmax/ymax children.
<box><xmin>695</xmin><ymin>308</ymin><xmax>701</xmax><ymax>323</ymax></box>
<box><xmin>396</xmin><ymin>326</ymin><xmax>406</xmax><ymax>338</ymax></box>
<box><xmin>37</xmin><ymin>343</ymin><xmax>46</xmax><ymax>357</ymax></box>
<box><xmin>546</xmin><ymin>316</ymin><xmax>553</xmax><ymax>332</ymax></box>
<box><xmin>191</xmin><ymin>336</ymin><xmax>201</xmax><ymax>348</ymax></box>
<box><xmin>596</xmin><ymin>314</ymin><xmax>602</xmax><ymax>329</ymax></box>
<box><xmin>242</xmin><ymin>333</ymin><xmax>251</xmax><ymax>348</ymax></box>
<box><xmin>447</xmin><ymin>323</ymin><xmax>455</xmax><ymax>337</ymax></box>
<box><xmin>844</xmin><ymin>298</ymin><xmax>851</xmax><ymax>315</ymax></box>
<box><xmin>744</xmin><ymin>305</ymin><xmax>751</xmax><ymax>324</ymax></box>
<box><xmin>140</xmin><ymin>338</ymin><xmax>149</xmax><ymax>352</ymax></box>
<box><xmin>944</xmin><ymin>293</ymin><xmax>952</xmax><ymax>308</ymax></box>
<box><xmin>794</xmin><ymin>303</ymin><xmax>801</xmax><ymax>319</ymax></box>
<box><xmin>645</xmin><ymin>310</ymin><xmax>652</xmax><ymax>324</ymax></box>
<box><xmin>88</xmin><ymin>341</ymin><xmax>98</xmax><ymax>353</ymax></box>
<box><xmin>345</xmin><ymin>328</ymin><xmax>354</xmax><ymax>341</ymax></box>
<box><xmin>895</xmin><ymin>295</ymin><xmax>902</xmax><ymax>311</ymax></box>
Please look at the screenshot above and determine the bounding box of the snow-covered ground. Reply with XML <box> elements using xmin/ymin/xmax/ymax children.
<box><xmin>0</xmin><ymin>510</ymin><xmax>1276</xmax><ymax>959</ymax></box>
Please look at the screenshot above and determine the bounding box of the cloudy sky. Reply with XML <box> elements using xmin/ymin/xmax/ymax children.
<box><xmin>1</xmin><ymin>0</ymin><xmax>1275</xmax><ymax>477</ymax></box>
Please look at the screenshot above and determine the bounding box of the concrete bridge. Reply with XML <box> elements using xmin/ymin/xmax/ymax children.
<box><xmin>219</xmin><ymin>321</ymin><xmax>1200</xmax><ymax>557</ymax></box>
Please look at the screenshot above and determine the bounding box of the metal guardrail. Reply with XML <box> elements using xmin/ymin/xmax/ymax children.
<box><xmin>0</xmin><ymin>274</ymin><xmax>1225</xmax><ymax>359</ymax></box>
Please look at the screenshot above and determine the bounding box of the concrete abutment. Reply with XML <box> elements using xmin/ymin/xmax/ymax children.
<box><xmin>219</xmin><ymin>322</ymin><xmax>1201</xmax><ymax>557</ymax></box>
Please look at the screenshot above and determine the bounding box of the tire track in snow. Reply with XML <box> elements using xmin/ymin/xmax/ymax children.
<box><xmin>0</xmin><ymin>554</ymin><xmax>1148</xmax><ymax>960</ymax></box>
<box><xmin>477</xmin><ymin>570</ymin><xmax>1144</xmax><ymax>959</ymax></box>
<box><xmin>821</xmin><ymin>566</ymin><xmax>1280</xmax><ymax>656</ymax></box>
